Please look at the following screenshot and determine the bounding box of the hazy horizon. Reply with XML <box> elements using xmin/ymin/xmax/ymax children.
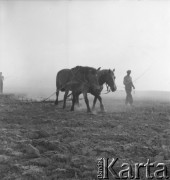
<box><xmin>3</xmin><ymin>89</ymin><xmax>170</xmax><ymax>103</ymax></box>
<box><xmin>1</xmin><ymin>0</ymin><xmax>170</xmax><ymax>98</ymax></box>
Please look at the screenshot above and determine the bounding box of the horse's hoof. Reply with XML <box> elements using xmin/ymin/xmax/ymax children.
<box><xmin>100</xmin><ymin>107</ymin><xmax>106</xmax><ymax>113</ymax></box>
<box><xmin>100</xmin><ymin>105</ymin><xmax>105</xmax><ymax>112</ymax></box>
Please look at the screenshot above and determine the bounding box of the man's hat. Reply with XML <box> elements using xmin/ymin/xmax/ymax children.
<box><xmin>127</xmin><ymin>70</ymin><xmax>131</xmax><ymax>73</ymax></box>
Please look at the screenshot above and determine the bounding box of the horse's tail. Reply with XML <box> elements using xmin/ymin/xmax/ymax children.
<box><xmin>55</xmin><ymin>73</ymin><xmax>60</xmax><ymax>105</ymax></box>
<box><xmin>56</xmin><ymin>73</ymin><xmax>59</xmax><ymax>91</ymax></box>
<box><xmin>55</xmin><ymin>69</ymin><xmax>71</xmax><ymax>105</ymax></box>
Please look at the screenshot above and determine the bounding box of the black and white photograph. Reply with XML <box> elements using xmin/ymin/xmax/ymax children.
<box><xmin>0</xmin><ymin>0</ymin><xmax>170</xmax><ymax>179</ymax></box>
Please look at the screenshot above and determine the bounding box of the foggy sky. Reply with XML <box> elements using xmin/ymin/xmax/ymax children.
<box><xmin>0</xmin><ymin>0</ymin><xmax>170</xmax><ymax>98</ymax></box>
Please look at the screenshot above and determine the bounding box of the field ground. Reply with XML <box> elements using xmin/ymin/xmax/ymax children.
<box><xmin>0</xmin><ymin>92</ymin><xmax>170</xmax><ymax>179</ymax></box>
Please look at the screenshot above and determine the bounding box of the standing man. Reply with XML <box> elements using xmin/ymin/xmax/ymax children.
<box><xmin>123</xmin><ymin>70</ymin><xmax>135</xmax><ymax>106</ymax></box>
<box><xmin>0</xmin><ymin>72</ymin><xmax>4</xmax><ymax>94</ymax></box>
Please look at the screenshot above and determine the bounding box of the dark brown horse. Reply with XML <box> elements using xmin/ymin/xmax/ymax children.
<box><xmin>55</xmin><ymin>66</ymin><xmax>101</xmax><ymax>112</ymax></box>
<box><xmin>75</xmin><ymin>69</ymin><xmax>117</xmax><ymax>111</ymax></box>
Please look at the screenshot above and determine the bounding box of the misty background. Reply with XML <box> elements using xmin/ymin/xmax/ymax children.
<box><xmin>0</xmin><ymin>0</ymin><xmax>170</xmax><ymax>100</ymax></box>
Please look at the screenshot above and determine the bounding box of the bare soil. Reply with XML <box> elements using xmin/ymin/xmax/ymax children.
<box><xmin>0</xmin><ymin>93</ymin><xmax>170</xmax><ymax>180</ymax></box>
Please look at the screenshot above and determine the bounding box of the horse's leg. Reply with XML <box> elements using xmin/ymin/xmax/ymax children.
<box><xmin>75</xmin><ymin>93</ymin><xmax>80</xmax><ymax>106</ymax></box>
<box><xmin>97</xmin><ymin>95</ymin><xmax>105</xmax><ymax>112</ymax></box>
<box><xmin>63</xmin><ymin>90</ymin><xmax>69</xmax><ymax>109</ymax></box>
<box><xmin>83</xmin><ymin>92</ymin><xmax>91</xmax><ymax>113</ymax></box>
<box><xmin>70</xmin><ymin>92</ymin><xmax>76</xmax><ymax>111</ymax></box>
<box><xmin>55</xmin><ymin>90</ymin><xmax>59</xmax><ymax>105</ymax></box>
<box><xmin>75</xmin><ymin>94</ymin><xmax>78</xmax><ymax>105</ymax></box>
<box><xmin>92</xmin><ymin>96</ymin><xmax>97</xmax><ymax>110</ymax></box>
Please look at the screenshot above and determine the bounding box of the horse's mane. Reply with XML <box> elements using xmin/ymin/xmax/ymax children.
<box><xmin>98</xmin><ymin>69</ymin><xmax>111</xmax><ymax>76</ymax></box>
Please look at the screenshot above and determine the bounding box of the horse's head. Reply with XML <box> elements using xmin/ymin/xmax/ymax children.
<box><xmin>105</xmin><ymin>69</ymin><xmax>117</xmax><ymax>92</ymax></box>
